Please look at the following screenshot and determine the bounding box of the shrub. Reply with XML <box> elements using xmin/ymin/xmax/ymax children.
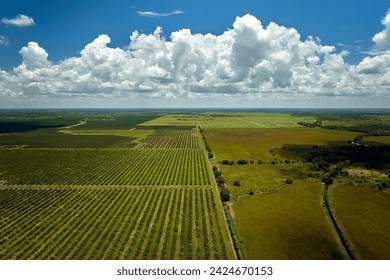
<box><xmin>330</xmin><ymin>170</ymin><xmax>340</xmax><ymax>177</ymax></box>
<box><xmin>257</xmin><ymin>160</ymin><xmax>263</xmax><ymax>164</ymax></box>
<box><xmin>221</xmin><ymin>160</ymin><xmax>230</xmax><ymax>165</ymax></box>
<box><xmin>285</xmin><ymin>179</ymin><xmax>294</xmax><ymax>184</ymax></box>
<box><xmin>213</xmin><ymin>170</ymin><xmax>222</xmax><ymax>177</ymax></box>
<box><xmin>237</xmin><ymin>159</ymin><xmax>248</xmax><ymax>165</ymax></box>
<box><xmin>284</xmin><ymin>159</ymin><xmax>290</xmax><ymax>164</ymax></box>
<box><xmin>249</xmin><ymin>190</ymin><xmax>254</xmax><ymax>195</ymax></box>
<box><xmin>216</xmin><ymin>176</ymin><xmax>225</xmax><ymax>185</ymax></box>
<box><xmin>229</xmin><ymin>160</ymin><xmax>234</xmax><ymax>166</ymax></box>
<box><xmin>233</xmin><ymin>180</ymin><xmax>240</xmax><ymax>187</ymax></box>
<box><xmin>271</xmin><ymin>161</ymin><xmax>276</xmax><ymax>165</ymax></box>
<box><xmin>322</xmin><ymin>177</ymin><xmax>334</xmax><ymax>185</ymax></box>
<box><xmin>220</xmin><ymin>187</ymin><xmax>230</xmax><ymax>201</ymax></box>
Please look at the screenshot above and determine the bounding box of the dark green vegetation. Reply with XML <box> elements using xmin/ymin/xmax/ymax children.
<box><xmin>0</xmin><ymin>131</ymin><xmax>136</xmax><ymax>148</ymax></box>
<box><xmin>0</xmin><ymin>149</ymin><xmax>210</xmax><ymax>186</ymax></box>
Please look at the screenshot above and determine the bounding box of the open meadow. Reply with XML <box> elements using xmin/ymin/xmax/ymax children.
<box><xmin>330</xmin><ymin>180</ymin><xmax>390</xmax><ymax>259</ymax></box>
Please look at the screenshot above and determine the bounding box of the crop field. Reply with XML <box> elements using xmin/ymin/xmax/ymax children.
<box><xmin>0</xmin><ymin>131</ymin><xmax>138</xmax><ymax>149</ymax></box>
<box><xmin>2</xmin><ymin>109</ymin><xmax>389</xmax><ymax>260</ymax></box>
<box><xmin>0</xmin><ymin>149</ymin><xmax>211</xmax><ymax>186</ymax></box>
<box><xmin>140</xmin><ymin>113</ymin><xmax>316</xmax><ymax>128</ymax></box>
<box><xmin>139</xmin><ymin>128</ymin><xmax>199</xmax><ymax>149</ymax></box>
<box><xmin>0</xmin><ymin>112</ymin><xmax>234</xmax><ymax>260</ymax></box>
<box><xmin>0</xmin><ymin>187</ymin><xmax>231</xmax><ymax>259</ymax></box>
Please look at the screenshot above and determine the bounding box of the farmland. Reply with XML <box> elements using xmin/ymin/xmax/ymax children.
<box><xmin>140</xmin><ymin>112</ymin><xmax>316</xmax><ymax>128</ymax></box>
<box><xmin>203</xmin><ymin>111</ymin><xmax>390</xmax><ymax>259</ymax></box>
<box><xmin>1</xmin><ymin>109</ymin><xmax>389</xmax><ymax>260</ymax></box>
<box><xmin>329</xmin><ymin>180</ymin><xmax>390</xmax><ymax>259</ymax></box>
<box><xmin>0</xmin><ymin>149</ymin><xmax>211</xmax><ymax>186</ymax></box>
<box><xmin>0</xmin><ymin>186</ymin><xmax>230</xmax><ymax>259</ymax></box>
<box><xmin>233</xmin><ymin>180</ymin><xmax>346</xmax><ymax>259</ymax></box>
<box><xmin>0</xmin><ymin>110</ymin><xmax>234</xmax><ymax>259</ymax></box>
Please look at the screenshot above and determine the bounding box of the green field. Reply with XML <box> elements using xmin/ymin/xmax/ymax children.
<box><xmin>204</xmin><ymin>128</ymin><xmax>359</xmax><ymax>162</ymax></box>
<box><xmin>330</xmin><ymin>181</ymin><xmax>390</xmax><ymax>259</ymax></box>
<box><xmin>141</xmin><ymin>113</ymin><xmax>316</xmax><ymax>128</ymax></box>
<box><xmin>0</xmin><ymin>112</ymin><xmax>234</xmax><ymax>260</ymax></box>
<box><xmin>0</xmin><ymin>149</ymin><xmax>211</xmax><ymax>186</ymax></box>
<box><xmin>233</xmin><ymin>180</ymin><xmax>346</xmax><ymax>259</ymax></box>
<box><xmin>204</xmin><ymin>124</ymin><xmax>390</xmax><ymax>259</ymax></box>
<box><xmin>1</xmin><ymin>109</ymin><xmax>389</xmax><ymax>260</ymax></box>
<box><xmin>0</xmin><ymin>187</ymin><xmax>230</xmax><ymax>259</ymax></box>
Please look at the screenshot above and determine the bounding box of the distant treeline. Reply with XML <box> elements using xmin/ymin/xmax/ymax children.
<box><xmin>297</xmin><ymin>121</ymin><xmax>390</xmax><ymax>140</ymax></box>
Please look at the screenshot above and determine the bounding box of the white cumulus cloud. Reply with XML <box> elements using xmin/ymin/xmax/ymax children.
<box><xmin>372</xmin><ymin>10</ymin><xmax>390</xmax><ymax>45</ymax></box>
<box><xmin>0</xmin><ymin>13</ymin><xmax>390</xmax><ymax>107</ymax></box>
<box><xmin>1</xmin><ymin>14</ymin><xmax>35</xmax><ymax>27</ymax></box>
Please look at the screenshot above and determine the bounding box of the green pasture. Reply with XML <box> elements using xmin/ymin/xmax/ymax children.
<box><xmin>233</xmin><ymin>180</ymin><xmax>346</xmax><ymax>259</ymax></box>
<box><xmin>330</xmin><ymin>180</ymin><xmax>390</xmax><ymax>259</ymax></box>
<box><xmin>204</xmin><ymin>128</ymin><xmax>358</xmax><ymax>162</ymax></box>
<box><xmin>218</xmin><ymin>163</ymin><xmax>313</xmax><ymax>199</ymax></box>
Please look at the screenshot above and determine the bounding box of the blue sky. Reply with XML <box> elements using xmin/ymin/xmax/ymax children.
<box><xmin>0</xmin><ymin>0</ymin><xmax>390</xmax><ymax>108</ymax></box>
<box><xmin>1</xmin><ymin>0</ymin><xmax>388</xmax><ymax>69</ymax></box>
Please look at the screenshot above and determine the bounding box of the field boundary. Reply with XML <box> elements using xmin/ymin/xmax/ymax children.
<box><xmin>323</xmin><ymin>184</ymin><xmax>356</xmax><ymax>260</ymax></box>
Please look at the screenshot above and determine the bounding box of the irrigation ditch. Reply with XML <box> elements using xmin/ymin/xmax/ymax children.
<box><xmin>323</xmin><ymin>184</ymin><xmax>356</xmax><ymax>260</ymax></box>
